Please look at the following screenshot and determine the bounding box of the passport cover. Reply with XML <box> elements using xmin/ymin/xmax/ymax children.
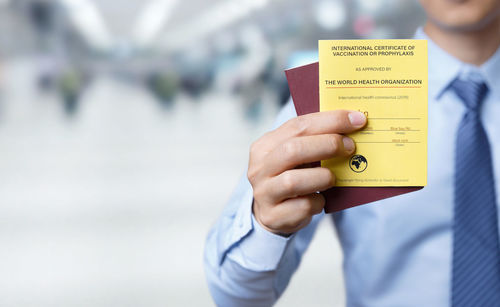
<box><xmin>285</xmin><ymin>62</ymin><xmax>422</xmax><ymax>213</ymax></box>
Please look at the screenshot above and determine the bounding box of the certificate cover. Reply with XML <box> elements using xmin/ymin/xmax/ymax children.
<box><xmin>319</xmin><ymin>40</ymin><xmax>427</xmax><ymax>187</ymax></box>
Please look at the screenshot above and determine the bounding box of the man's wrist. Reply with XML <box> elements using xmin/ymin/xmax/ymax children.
<box><xmin>233</xmin><ymin>213</ymin><xmax>293</xmax><ymax>271</ymax></box>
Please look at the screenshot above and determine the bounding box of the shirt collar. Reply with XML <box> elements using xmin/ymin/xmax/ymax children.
<box><xmin>481</xmin><ymin>44</ymin><xmax>500</xmax><ymax>98</ymax></box>
<box><xmin>414</xmin><ymin>27</ymin><xmax>500</xmax><ymax>101</ymax></box>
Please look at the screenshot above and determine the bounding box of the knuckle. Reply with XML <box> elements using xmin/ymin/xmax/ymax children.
<box><xmin>247</xmin><ymin>163</ymin><xmax>265</xmax><ymax>185</ymax></box>
<box><xmin>288</xmin><ymin>116</ymin><xmax>309</xmax><ymax>136</ymax></box>
<box><xmin>252</xmin><ymin>186</ymin><xmax>266</xmax><ymax>202</ymax></box>
<box><xmin>280</xmin><ymin>172</ymin><xmax>298</xmax><ymax>195</ymax></box>
<box><xmin>247</xmin><ymin>165</ymin><xmax>258</xmax><ymax>183</ymax></box>
<box><xmin>249</xmin><ymin>140</ymin><xmax>261</xmax><ymax>157</ymax></box>
<box><xmin>282</xmin><ymin>140</ymin><xmax>302</xmax><ymax>161</ymax></box>
<box><xmin>326</xmin><ymin>134</ymin><xmax>342</xmax><ymax>155</ymax></box>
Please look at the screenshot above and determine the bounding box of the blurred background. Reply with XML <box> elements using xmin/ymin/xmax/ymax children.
<box><xmin>0</xmin><ymin>0</ymin><xmax>425</xmax><ymax>306</ymax></box>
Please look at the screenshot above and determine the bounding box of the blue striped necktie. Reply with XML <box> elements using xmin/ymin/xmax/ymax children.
<box><xmin>451</xmin><ymin>77</ymin><xmax>500</xmax><ymax>307</ymax></box>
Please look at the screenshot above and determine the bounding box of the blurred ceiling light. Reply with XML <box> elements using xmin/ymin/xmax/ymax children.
<box><xmin>314</xmin><ymin>0</ymin><xmax>346</xmax><ymax>31</ymax></box>
<box><xmin>59</xmin><ymin>0</ymin><xmax>113</xmax><ymax>50</ymax></box>
<box><xmin>132</xmin><ymin>0</ymin><xmax>179</xmax><ymax>48</ymax></box>
<box><xmin>159</xmin><ymin>0</ymin><xmax>269</xmax><ymax>52</ymax></box>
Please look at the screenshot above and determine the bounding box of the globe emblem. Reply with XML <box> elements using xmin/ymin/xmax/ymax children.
<box><xmin>349</xmin><ymin>155</ymin><xmax>368</xmax><ymax>173</ymax></box>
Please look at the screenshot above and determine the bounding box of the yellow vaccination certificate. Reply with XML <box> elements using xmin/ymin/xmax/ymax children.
<box><xmin>319</xmin><ymin>39</ymin><xmax>427</xmax><ymax>187</ymax></box>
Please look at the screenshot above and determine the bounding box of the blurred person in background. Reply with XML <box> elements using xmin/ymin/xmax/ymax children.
<box><xmin>58</xmin><ymin>67</ymin><xmax>83</xmax><ymax>115</ymax></box>
<box><xmin>205</xmin><ymin>0</ymin><xmax>500</xmax><ymax>306</ymax></box>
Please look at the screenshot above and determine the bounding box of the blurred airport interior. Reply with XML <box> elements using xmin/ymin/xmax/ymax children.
<box><xmin>0</xmin><ymin>1</ymin><xmax>425</xmax><ymax>306</ymax></box>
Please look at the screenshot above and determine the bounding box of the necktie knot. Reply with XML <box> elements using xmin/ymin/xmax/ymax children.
<box><xmin>450</xmin><ymin>78</ymin><xmax>489</xmax><ymax>111</ymax></box>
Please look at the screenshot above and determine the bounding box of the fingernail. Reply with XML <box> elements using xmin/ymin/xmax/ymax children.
<box><xmin>342</xmin><ymin>137</ymin><xmax>355</xmax><ymax>153</ymax></box>
<box><xmin>348</xmin><ymin>112</ymin><xmax>366</xmax><ymax>127</ymax></box>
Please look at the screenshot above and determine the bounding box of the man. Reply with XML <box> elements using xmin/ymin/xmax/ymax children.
<box><xmin>205</xmin><ymin>0</ymin><xmax>500</xmax><ymax>306</ymax></box>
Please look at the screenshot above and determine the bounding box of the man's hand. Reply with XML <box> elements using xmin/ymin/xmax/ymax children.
<box><xmin>248</xmin><ymin>110</ymin><xmax>366</xmax><ymax>235</ymax></box>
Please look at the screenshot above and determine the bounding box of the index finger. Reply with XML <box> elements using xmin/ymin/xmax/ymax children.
<box><xmin>266</xmin><ymin>110</ymin><xmax>366</xmax><ymax>145</ymax></box>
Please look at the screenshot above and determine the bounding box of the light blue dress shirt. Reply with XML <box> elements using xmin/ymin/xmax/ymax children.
<box><xmin>204</xmin><ymin>29</ymin><xmax>500</xmax><ymax>306</ymax></box>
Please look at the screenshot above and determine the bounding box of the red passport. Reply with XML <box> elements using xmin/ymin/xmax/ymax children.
<box><xmin>285</xmin><ymin>62</ymin><xmax>422</xmax><ymax>213</ymax></box>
